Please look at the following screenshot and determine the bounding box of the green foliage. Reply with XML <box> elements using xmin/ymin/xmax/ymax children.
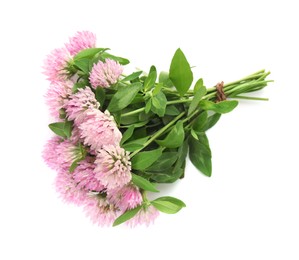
<box><xmin>131</xmin><ymin>174</ymin><xmax>159</xmax><ymax>192</ymax></box>
<box><xmin>145</xmin><ymin>99</ymin><xmax>152</xmax><ymax>113</ymax></box>
<box><xmin>174</xmin><ymin>139</ymin><xmax>189</xmax><ymax>172</ymax></box>
<box><xmin>151</xmin><ymin>196</ymin><xmax>186</xmax><ymax>214</ymax></box>
<box><xmin>199</xmin><ymin>100</ymin><xmax>238</xmax><ymax>114</ymax></box>
<box><xmin>122</xmin><ymin>71</ymin><xmax>143</xmax><ymax>82</ymax></box>
<box><xmin>150</xmin><ymin>91</ymin><xmax>167</xmax><ymax>117</ymax></box>
<box><xmin>63</xmin><ymin>121</ymin><xmax>73</xmax><ymax>139</ymax></box>
<box><xmin>131</xmin><ymin>148</ymin><xmax>163</xmax><ymax>170</ymax></box>
<box><xmin>48</xmin><ymin>121</ymin><xmax>73</xmax><ymax>139</ymax></box>
<box><xmin>120</xmin><ymin>125</ymin><xmax>135</xmax><ymax>146</ymax></box>
<box><xmin>192</xmin><ymin>111</ymin><xmax>208</xmax><ymax>132</ymax></box>
<box><xmin>150</xmin><ymin>168</ymin><xmax>184</xmax><ymax>183</ymax></box>
<box><xmin>69</xmin><ymin>144</ymin><xmax>86</xmax><ymax>173</ymax></box>
<box><xmin>189</xmin><ymin>134</ymin><xmax>212</xmax><ymax>177</ymax></box>
<box><xmin>72</xmin><ymin>82</ymin><xmax>86</xmax><ymax>93</ymax></box>
<box><xmin>108</xmin><ymin>83</ymin><xmax>142</xmax><ymax>112</ymax></box>
<box><xmin>159</xmin><ymin>71</ymin><xmax>173</xmax><ymax>87</ymax></box>
<box><xmin>113</xmin><ymin>206</ymin><xmax>142</xmax><ymax>226</ymax></box>
<box><xmin>122</xmin><ymin>137</ymin><xmax>148</xmax><ymax>152</ymax></box>
<box><xmin>95</xmin><ymin>87</ymin><xmax>105</xmax><ymax>107</ymax></box>
<box><xmin>144</xmin><ymin>66</ymin><xmax>157</xmax><ymax>91</ymax></box>
<box><xmin>203</xmin><ymin>113</ymin><xmax>222</xmax><ymax>131</ymax></box>
<box><xmin>73</xmin><ymin>48</ymin><xmax>108</xmax><ymax>60</ymax></box>
<box><xmin>156</xmin><ymin>121</ymin><xmax>185</xmax><ymax>148</ymax></box>
<box><xmin>73</xmin><ymin>59</ymin><xmax>90</xmax><ymax>74</ymax></box>
<box><xmin>169</xmin><ymin>48</ymin><xmax>193</xmax><ymax>96</ymax></box>
<box><xmin>192</xmin><ymin>111</ymin><xmax>222</xmax><ymax>133</ymax></box>
<box><xmin>101</xmin><ymin>52</ymin><xmax>130</xmax><ymax>65</ymax></box>
<box><xmin>146</xmin><ymin>152</ymin><xmax>178</xmax><ymax>172</ymax></box>
<box><xmin>188</xmin><ymin>79</ymin><xmax>206</xmax><ymax>116</ymax></box>
<box><xmin>165</xmin><ymin>105</ymin><xmax>181</xmax><ymax>116</ymax></box>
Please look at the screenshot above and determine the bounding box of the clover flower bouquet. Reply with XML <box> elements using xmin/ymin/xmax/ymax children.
<box><xmin>43</xmin><ymin>31</ymin><xmax>271</xmax><ymax>227</ymax></box>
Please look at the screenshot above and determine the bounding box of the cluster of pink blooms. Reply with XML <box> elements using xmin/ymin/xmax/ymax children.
<box><xmin>43</xmin><ymin>31</ymin><xmax>159</xmax><ymax>226</ymax></box>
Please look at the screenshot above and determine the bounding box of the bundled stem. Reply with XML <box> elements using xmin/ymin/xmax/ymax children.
<box><xmin>121</xmin><ymin>70</ymin><xmax>271</xmax><ymax>159</ymax></box>
<box><xmin>121</xmin><ymin>70</ymin><xmax>271</xmax><ymax>118</ymax></box>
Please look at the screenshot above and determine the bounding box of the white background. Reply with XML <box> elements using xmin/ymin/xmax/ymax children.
<box><xmin>1</xmin><ymin>0</ymin><xmax>298</xmax><ymax>259</ymax></box>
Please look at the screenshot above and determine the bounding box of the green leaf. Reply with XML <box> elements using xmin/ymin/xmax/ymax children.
<box><xmin>69</xmin><ymin>144</ymin><xmax>87</xmax><ymax>172</ymax></box>
<box><xmin>156</xmin><ymin>121</ymin><xmax>185</xmax><ymax>148</ymax></box>
<box><xmin>203</xmin><ymin>113</ymin><xmax>221</xmax><ymax>131</ymax></box>
<box><xmin>169</xmin><ymin>48</ymin><xmax>193</xmax><ymax>96</ymax></box>
<box><xmin>73</xmin><ymin>48</ymin><xmax>108</xmax><ymax>60</ymax></box>
<box><xmin>174</xmin><ymin>139</ymin><xmax>189</xmax><ymax>172</ymax></box>
<box><xmin>151</xmin><ymin>91</ymin><xmax>167</xmax><ymax>117</ymax></box>
<box><xmin>48</xmin><ymin>122</ymin><xmax>66</xmax><ymax>138</ymax></box>
<box><xmin>150</xmin><ymin>168</ymin><xmax>184</xmax><ymax>183</ymax></box>
<box><xmin>138</xmin><ymin>110</ymin><xmax>152</xmax><ymax>122</ymax></box>
<box><xmin>192</xmin><ymin>111</ymin><xmax>208</xmax><ymax>132</ymax></box>
<box><xmin>122</xmin><ymin>137</ymin><xmax>148</xmax><ymax>152</ymax></box>
<box><xmin>69</xmin><ymin>160</ymin><xmax>80</xmax><ymax>173</ymax></box>
<box><xmin>120</xmin><ymin>113</ymin><xmax>139</xmax><ymax>125</ymax></box>
<box><xmin>188</xmin><ymin>79</ymin><xmax>206</xmax><ymax>116</ymax></box>
<box><xmin>199</xmin><ymin>100</ymin><xmax>238</xmax><ymax>114</ymax></box>
<box><xmin>108</xmin><ymin>82</ymin><xmax>142</xmax><ymax>112</ymax></box>
<box><xmin>151</xmin><ymin>196</ymin><xmax>186</xmax><ymax>214</ymax></box>
<box><xmin>131</xmin><ymin>148</ymin><xmax>163</xmax><ymax>170</ymax></box>
<box><xmin>122</xmin><ymin>71</ymin><xmax>143</xmax><ymax>82</ymax></box>
<box><xmin>153</xmin><ymin>196</ymin><xmax>186</xmax><ymax>207</ymax></box>
<box><xmin>165</xmin><ymin>105</ymin><xmax>181</xmax><ymax>116</ymax></box>
<box><xmin>120</xmin><ymin>125</ymin><xmax>135</xmax><ymax>146</ymax></box>
<box><xmin>49</xmin><ymin>121</ymin><xmax>73</xmax><ymax>139</ymax></box>
<box><xmin>132</xmin><ymin>127</ymin><xmax>147</xmax><ymax>140</ymax></box>
<box><xmin>131</xmin><ymin>174</ymin><xmax>159</xmax><ymax>192</ymax></box>
<box><xmin>152</xmin><ymin>83</ymin><xmax>163</xmax><ymax>96</ymax></box>
<box><xmin>189</xmin><ymin>134</ymin><xmax>212</xmax><ymax>177</ymax></box>
<box><xmin>101</xmin><ymin>52</ymin><xmax>130</xmax><ymax>65</ymax></box>
<box><xmin>193</xmin><ymin>112</ymin><xmax>222</xmax><ymax>133</ymax></box>
<box><xmin>144</xmin><ymin>66</ymin><xmax>157</xmax><ymax>91</ymax></box>
<box><xmin>113</xmin><ymin>206</ymin><xmax>142</xmax><ymax>227</ymax></box>
<box><xmin>95</xmin><ymin>87</ymin><xmax>105</xmax><ymax>107</ymax></box>
<box><xmin>194</xmin><ymin>78</ymin><xmax>205</xmax><ymax>93</ymax></box>
<box><xmin>69</xmin><ymin>158</ymin><xmax>84</xmax><ymax>173</ymax></box>
<box><xmin>159</xmin><ymin>71</ymin><xmax>173</xmax><ymax>87</ymax></box>
<box><xmin>63</xmin><ymin>121</ymin><xmax>73</xmax><ymax>139</ymax></box>
<box><xmin>131</xmin><ymin>94</ymin><xmax>144</xmax><ymax>104</ymax></box>
<box><xmin>123</xmin><ymin>144</ymin><xmax>143</xmax><ymax>152</ymax></box>
<box><xmin>74</xmin><ymin>59</ymin><xmax>90</xmax><ymax>74</ymax></box>
<box><xmin>190</xmin><ymin>128</ymin><xmax>199</xmax><ymax>140</ymax></box>
<box><xmin>149</xmin><ymin>65</ymin><xmax>156</xmax><ymax>74</ymax></box>
<box><xmin>146</xmin><ymin>152</ymin><xmax>178</xmax><ymax>172</ymax></box>
<box><xmin>72</xmin><ymin>82</ymin><xmax>86</xmax><ymax>93</ymax></box>
<box><xmin>130</xmin><ymin>121</ymin><xmax>149</xmax><ymax>128</ymax></box>
<box><xmin>162</xmin><ymin>115</ymin><xmax>174</xmax><ymax>125</ymax></box>
<box><xmin>145</xmin><ymin>99</ymin><xmax>152</xmax><ymax>114</ymax></box>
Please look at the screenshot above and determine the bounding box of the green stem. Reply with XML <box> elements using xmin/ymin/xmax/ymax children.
<box><xmin>225</xmin><ymin>80</ymin><xmax>272</xmax><ymax>96</ymax></box>
<box><xmin>130</xmin><ymin>112</ymin><xmax>185</xmax><ymax>157</ymax></box>
<box><xmin>121</xmin><ymin>107</ymin><xmax>145</xmax><ymax>117</ymax></box>
<box><xmin>121</xmin><ymin>70</ymin><xmax>271</xmax><ymax>118</ymax></box>
<box><xmin>205</xmin><ymin>70</ymin><xmax>267</xmax><ymax>92</ymax></box>
<box><xmin>182</xmin><ymin>110</ymin><xmax>201</xmax><ymax>124</ymax></box>
<box><xmin>121</xmin><ymin>100</ymin><xmax>191</xmax><ymax>118</ymax></box>
<box><xmin>166</xmin><ymin>99</ymin><xmax>192</xmax><ymax>105</ymax></box>
<box><xmin>233</xmin><ymin>95</ymin><xmax>269</xmax><ymax>101</ymax></box>
<box><xmin>224</xmin><ymin>70</ymin><xmax>266</xmax><ymax>85</ymax></box>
